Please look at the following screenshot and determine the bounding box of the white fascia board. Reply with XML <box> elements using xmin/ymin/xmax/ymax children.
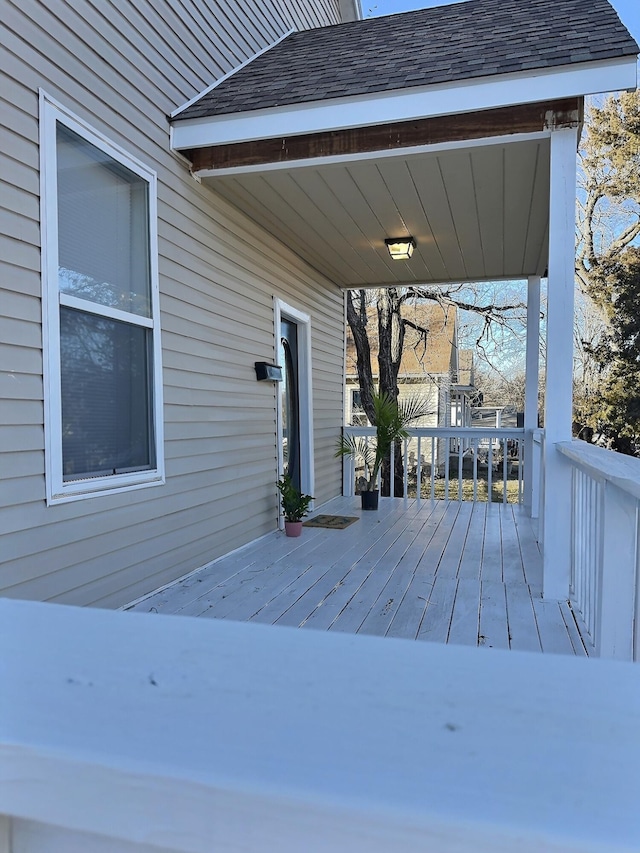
<box><xmin>170</xmin><ymin>29</ymin><xmax>295</xmax><ymax>119</ymax></box>
<box><xmin>171</xmin><ymin>55</ymin><xmax>637</xmax><ymax>151</ymax></box>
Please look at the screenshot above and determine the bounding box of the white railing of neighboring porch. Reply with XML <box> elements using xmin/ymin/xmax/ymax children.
<box><xmin>342</xmin><ymin>426</ymin><xmax>526</xmax><ymax>504</ymax></box>
<box><xmin>556</xmin><ymin>440</ymin><xmax>640</xmax><ymax>661</ymax></box>
<box><xmin>2</xmin><ymin>597</ymin><xmax>639</xmax><ymax>853</ymax></box>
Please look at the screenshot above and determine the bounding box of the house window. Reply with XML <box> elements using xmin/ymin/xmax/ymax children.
<box><xmin>40</xmin><ymin>94</ymin><xmax>164</xmax><ymax>502</ymax></box>
<box><xmin>351</xmin><ymin>389</ymin><xmax>369</xmax><ymax>426</ymax></box>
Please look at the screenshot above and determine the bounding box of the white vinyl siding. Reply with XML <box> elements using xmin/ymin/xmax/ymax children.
<box><xmin>1</xmin><ymin>0</ymin><xmax>344</xmax><ymax>607</ymax></box>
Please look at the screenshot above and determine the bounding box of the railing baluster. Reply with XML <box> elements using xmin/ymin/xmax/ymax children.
<box><xmin>488</xmin><ymin>436</ymin><xmax>493</xmax><ymax>503</ymax></box>
<box><xmin>416</xmin><ymin>436</ymin><xmax>422</xmax><ymax>504</ymax></box>
<box><xmin>430</xmin><ymin>436</ymin><xmax>436</xmax><ymax>500</ymax></box>
<box><xmin>403</xmin><ymin>437</ymin><xmax>409</xmax><ymax>499</ymax></box>
<box><xmin>473</xmin><ymin>437</ymin><xmax>478</xmax><ymax>502</ymax></box>
<box><xmin>584</xmin><ymin>475</ymin><xmax>590</xmax><ymax>633</ymax></box>
<box><xmin>444</xmin><ymin>439</ymin><xmax>450</xmax><ymax>501</ymax></box>
<box><xmin>518</xmin><ymin>438</ymin><xmax>524</xmax><ymax>504</ymax></box>
<box><xmin>390</xmin><ymin>440</ymin><xmax>395</xmax><ymax>497</ymax></box>
<box><xmin>570</xmin><ymin>467</ymin><xmax>578</xmax><ymax>598</ymax></box>
<box><xmin>502</xmin><ymin>438</ymin><xmax>508</xmax><ymax>505</ymax></box>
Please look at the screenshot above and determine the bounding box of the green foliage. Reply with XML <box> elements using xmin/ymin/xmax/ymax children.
<box><xmin>335</xmin><ymin>390</ymin><xmax>433</xmax><ymax>491</ymax></box>
<box><xmin>276</xmin><ymin>474</ymin><xmax>313</xmax><ymax>522</ymax></box>
<box><xmin>579</xmin><ymin>249</ymin><xmax>640</xmax><ymax>454</ymax></box>
<box><xmin>584</xmin><ymin>92</ymin><xmax>640</xmax><ymax>200</ymax></box>
<box><xmin>575</xmin><ymin>91</ymin><xmax>640</xmax><ymax>455</ymax></box>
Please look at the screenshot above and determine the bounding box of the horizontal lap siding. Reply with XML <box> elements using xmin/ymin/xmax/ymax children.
<box><xmin>0</xmin><ymin>0</ymin><xmax>344</xmax><ymax>607</ymax></box>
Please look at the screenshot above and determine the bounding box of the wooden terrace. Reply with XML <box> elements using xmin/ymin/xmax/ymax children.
<box><xmin>127</xmin><ymin>496</ymin><xmax>589</xmax><ymax>656</ymax></box>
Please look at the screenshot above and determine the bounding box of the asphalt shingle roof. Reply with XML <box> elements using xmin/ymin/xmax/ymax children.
<box><xmin>174</xmin><ymin>0</ymin><xmax>638</xmax><ymax>122</ymax></box>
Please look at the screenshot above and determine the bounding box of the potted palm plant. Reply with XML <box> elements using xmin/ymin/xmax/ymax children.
<box><xmin>276</xmin><ymin>473</ymin><xmax>314</xmax><ymax>536</ymax></box>
<box><xmin>335</xmin><ymin>390</ymin><xmax>433</xmax><ymax>510</ymax></box>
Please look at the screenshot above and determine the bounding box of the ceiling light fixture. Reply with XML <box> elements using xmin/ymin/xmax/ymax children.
<box><xmin>385</xmin><ymin>237</ymin><xmax>416</xmax><ymax>260</ymax></box>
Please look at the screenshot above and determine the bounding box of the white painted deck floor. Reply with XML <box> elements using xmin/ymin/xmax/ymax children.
<box><xmin>128</xmin><ymin>497</ymin><xmax>588</xmax><ymax>656</ymax></box>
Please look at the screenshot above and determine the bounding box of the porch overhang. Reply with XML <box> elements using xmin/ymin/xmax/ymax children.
<box><xmin>169</xmin><ymin>0</ymin><xmax>637</xmax><ymax>289</ymax></box>
<box><xmin>170</xmin><ymin>70</ymin><xmax>636</xmax><ymax>289</ymax></box>
<box><xmin>172</xmin><ymin>100</ymin><xmax>576</xmax><ymax>288</ymax></box>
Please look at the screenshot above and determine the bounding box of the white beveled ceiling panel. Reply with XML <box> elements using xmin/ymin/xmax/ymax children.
<box><xmin>206</xmin><ymin>137</ymin><xmax>551</xmax><ymax>288</ymax></box>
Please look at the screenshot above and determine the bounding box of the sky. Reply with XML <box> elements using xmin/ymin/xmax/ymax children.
<box><xmin>367</xmin><ymin>0</ymin><xmax>640</xmax><ymax>46</ymax></box>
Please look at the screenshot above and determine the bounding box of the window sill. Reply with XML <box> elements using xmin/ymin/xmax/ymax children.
<box><xmin>46</xmin><ymin>472</ymin><xmax>165</xmax><ymax>505</ymax></box>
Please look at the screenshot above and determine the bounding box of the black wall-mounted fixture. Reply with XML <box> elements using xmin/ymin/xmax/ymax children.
<box><xmin>255</xmin><ymin>362</ymin><xmax>283</xmax><ymax>382</ymax></box>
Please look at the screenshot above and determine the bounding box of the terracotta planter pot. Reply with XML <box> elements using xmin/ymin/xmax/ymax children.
<box><xmin>361</xmin><ymin>489</ymin><xmax>379</xmax><ymax>511</ymax></box>
<box><xmin>284</xmin><ymin>520</ymin><xmax>303</xmax><ymax>537</ymax></box>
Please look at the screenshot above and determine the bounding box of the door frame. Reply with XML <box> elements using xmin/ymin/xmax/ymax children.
<box><xmin>274</xmin><ymin>298</ymin><xmax>315</xmax><ymax>514</ymax></box>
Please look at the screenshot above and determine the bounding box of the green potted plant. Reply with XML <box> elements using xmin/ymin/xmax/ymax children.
<box><xmin>335</xmin><ymin>390</ymin><xmax>433</xmax><ymax>510</ymax></box>
<box><xmin>276</xmin><ymin>473</ymin><xmax>314</xmax><ymax>537</ymax></box>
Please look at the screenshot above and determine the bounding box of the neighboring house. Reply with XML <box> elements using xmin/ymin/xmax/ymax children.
<box><xmin>345</xmin><ymin>303</ymin><xmax>476</xmax><ymax>431</ymax></box>
<box><xmin>453</xmin><ymin>349</ymin><xmax>476</xmax><ymax>427</ymax></box>
<box><xmin>1</xmin><ymin>0</ymin><xmax>637</xmax><ymax>608</ymax></box>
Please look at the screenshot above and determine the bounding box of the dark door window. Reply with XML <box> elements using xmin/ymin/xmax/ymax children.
<box><xmin>280</xmin><ymin>318</ymin><xmax>301</xmax><ymax>491</ymax></box>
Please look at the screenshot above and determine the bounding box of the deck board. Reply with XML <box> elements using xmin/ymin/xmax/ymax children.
<box><xmin>457</xmin><ymin>502</ymin><xmax>486</xmax><ymax>580</ymax></box>
<box><xmin>479</xmin><ymin>580</ymin><xmax>510</xmax><ymax>650</ymax></box>
<box><xmin>435</xmin><ymin>501</ymin><xmax>473</xmax><ymax>579</ymax></box>
<box><xmin>127</xmin><ymin>497</ymin><xmax>586</xmax><ymax>657</ymax></box>
<box><xmin>417</xmin><ymin>575</ymin><xmax>459</xmax><ymax>643</ymax></box>
<box><xmin>532</xmin><ymin>597</ymin><xmax>577</xmax><ymax>656</ymax></box>
<box><xmin>501</xmin><ymin>505</ymin><xmax>527</xmax><ymax>585</ymax></box>
<box><xmin>480</xmin><ymin>506</ymin><xmax>503</xmax><ymax>583</ymax></box>
<box><xmin>513</xmin><ymin>512</ymin><xmax>543</xmax><ymax>593</ymax></box>
<box><xmin>505</xmin><ymin>582</ymin><xmax>542</xmax><ymax>652</ymax></box>
<box><xmin>448</xmin><ymin>578</ymin><xmax>481</xmax><ymax>646</ymax></box>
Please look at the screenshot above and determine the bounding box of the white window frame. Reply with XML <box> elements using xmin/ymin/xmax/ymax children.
<box><xmin>40</xmin><ymin>91</ymin><xmax>164</xmax><ymax>504</ymax></box>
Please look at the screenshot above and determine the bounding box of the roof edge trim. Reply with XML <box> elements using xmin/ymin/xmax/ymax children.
<box><xmin>171</xmin><ymin>55</ymin><xmax>636</xmax><ymax>149</ymax></box>
<box><xmin>170</xmin><ymin>28</ymin><xmax>296</xmax><ymax>119</ymax></box>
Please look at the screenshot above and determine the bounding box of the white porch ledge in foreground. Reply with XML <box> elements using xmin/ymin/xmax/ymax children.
<box><xmin>1</xmin><ymin>598</ymin><xmax>639</xmax><ymax>853</ymax></box>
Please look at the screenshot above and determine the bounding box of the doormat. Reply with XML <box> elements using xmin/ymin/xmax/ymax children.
<box><xmin>303</xmin><ymin>514</ymin><xmax>359</xmax><ymax>530</ymax></box>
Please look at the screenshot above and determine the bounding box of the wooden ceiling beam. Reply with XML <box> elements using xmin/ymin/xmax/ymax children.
<box><xmin>185</xmin><ymin>98</ymin><xmax>582</xmax><ymax>172</ymax></box>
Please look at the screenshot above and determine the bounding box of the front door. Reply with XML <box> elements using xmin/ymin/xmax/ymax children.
<box><xmin>280</xmin><ymin>317</ymin><xmax>301</xmax><ymax>491</ymax></box>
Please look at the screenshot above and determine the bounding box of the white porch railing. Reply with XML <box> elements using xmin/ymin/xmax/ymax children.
<box><xmin>557</xmin><ymin>440</ymin><xmax>640</xmax><ymax>661</ymax></box>
<box><xmin>2</xmin><ymin>598</ymin><xmax>639</xmax><ymax>853</ymax></box>
<box><xmin>342</xmin><ymin>426</ymin><xmax>526</xmax><ymax>504</ymax></box>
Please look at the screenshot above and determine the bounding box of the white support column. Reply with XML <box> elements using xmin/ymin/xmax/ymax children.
<box><xmin>524</xmin><ymin>276</ymin><xmax>541</xmax><ymax>514</ymax></box>
<box><xmin>542</xmin><ymin>127</ymin><xmax>578</xmax><ymax>600</ymax></box>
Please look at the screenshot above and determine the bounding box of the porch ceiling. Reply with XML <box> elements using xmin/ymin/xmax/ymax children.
<box><xmin>203</xmin><ymin>134</ymin><xmax>551</xmax><ymax>288</ymax></box>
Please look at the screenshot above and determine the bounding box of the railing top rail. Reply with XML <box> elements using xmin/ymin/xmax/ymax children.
<box><xmin>557</xmin><ymin>439</ymin><xmax>640</xmax><ymax>501</ymax></box>
<box><xmin>3</xmin><ymin>598</ymin><xmax>639</xmax><ymax>853</ymax></box>
<box><xmin>343</xmin><ymin>426</ymin><xmax>527</xmax><ymax>439</ymax></box>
